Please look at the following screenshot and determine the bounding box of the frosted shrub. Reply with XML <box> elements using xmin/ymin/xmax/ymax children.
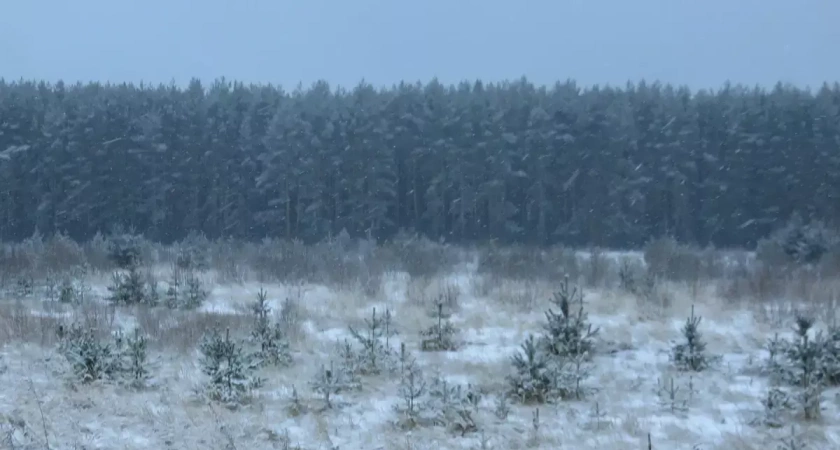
<box><xmin>249</xmin><ymin>288</ymin><xmax>293</xmax><ymax>367</ymax></box>
<box><xmin>671</xmin><ymin>305</ymin><xmax>716</xmax><ymax>372</ymax></box>
<box><xmin>199</xmin><ymin>328</ymin><xmax>263</xmax><ymax>406</ymax></box>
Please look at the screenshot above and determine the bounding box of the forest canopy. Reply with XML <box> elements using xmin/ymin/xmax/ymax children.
<box><xmin>0</xmin><ymin>77</ymin><xmax>838</xmax><ymax>248</ymax></box>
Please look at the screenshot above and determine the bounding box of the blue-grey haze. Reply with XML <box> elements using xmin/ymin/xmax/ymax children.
<box><xmin>1</xmin><ymin>0</ymin><xmax>838</xmax><ymax>90</ymax></box>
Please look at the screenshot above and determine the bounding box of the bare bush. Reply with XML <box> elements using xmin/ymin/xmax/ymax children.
<box><xmin>133</xmin><ymin>307</ymin><xmax>252</xmax><ymax>353</ymax></box>
<box><xmin>386</xmin><ymin>234</ymin><xmax>462</xmax><ymax>279</ymax></box>
<box><xmin>0</xmin><ymin>301</ymin><xmax>65</xmax><ymax>347</ymax></box>
<box><xmin>176</xmin><ymin>231</ymin><xmax>211</xmax><ymax>272</ymax></box>
<box><xmin>83</xmin><ymin>232</ymin><xmax>113</xmax><ymax>272</ymax></box>
<box><xmin>0</xmin><ymin>243</ymin><xmax>38</xmax><ymax>287</ymax></box>
<box><xmin>468</xmin><ymin>273</ymin><xmax>499</xmax><ymax>298</ymax></box>
<box><xmin>250</xmin><ymin>237</ymin><xmax>385</xmax><ymax>289</ymax></box>
<box><xmin>494</xmin><ymin>279</ymin><xmax>541</xmax><ymax>310</ymax></box>
<box><xmin>210</xmin><ymin>238</ymin><xmax>249</xmax><ymax>284</ymax></box>
<box><xmin>42</xmin><ymin>233</ymin><xmax>87</xmax><ymax>273</ymax></box>
<box><xmin>757</xmin><ymin>214</ymin><xmax>839</xmax><ymax>267</ymax></box>
<box><xmin>477</xmin><ymin>244</ymin><xmax>546</xmax><ymax>280</ymax></box>
<box><xmin>584</xmin><ymin>248</ymin><xmax>611</xmax><ymax>287</ymax></box>
<box><xmin>477</xmin><ymin>244</ymin><xmax>578</xmax><ymax>281</ymax></box>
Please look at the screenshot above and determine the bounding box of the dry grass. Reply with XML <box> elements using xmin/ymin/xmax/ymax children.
<box><xmin>134</xmin><ymin>306</ymin><xmax>253</xmax><ymax>353</ymax></box>
<box><xmin>1</xmin><ymin>237</ymin><xmax>840</xmax><ymax>449</ymax></box>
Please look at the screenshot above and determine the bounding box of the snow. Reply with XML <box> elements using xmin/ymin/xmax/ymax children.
<box><xmin>0</xmin><ymin>250</ymin><xmax>838</xmax><ymax>450</ymax></box>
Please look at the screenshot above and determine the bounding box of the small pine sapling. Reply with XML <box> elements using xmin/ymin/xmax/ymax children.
<box><xmin>421</xmin><ymin>301</ymin><xmax>459</xmax><ymax>351</ymax></box>
<box><xmin>587</xmin><ymin>401</ymin><xmax>609</xmax><ymax>431</ymax></box>
<box><xmin>672</xmin><ymin>305</ymin><xmax>716</xmax><ymax>371</ymax></box>
<box><xmin>278</xmin><ymin>295</ymin><xmax>303</xmax><ymax>340</ymax></box>
<box><xmin>108</xmin><ymin>266</ymin><xmax>150</xmax><ymax>306</ymax></box>
<box><xmin>822</xmin><ymin>323</ymin><xmax>840</xmax><ymax>385</ymax></box>
<box><xmin>563</xmin><ymin>353</ymin><xmax>596</xmax><ymax>400</ymax></box>
<box><xmin>348</xmin><ymin>307</ymin><xmax>396</xmax><ymax>375</ymax></box>
<box><xmin>493</xmin><ymin>394</ymin><xmax>511</xmax><ymax>420</ymax></box>
<box><xmin>778</xmin><ymin>425</ymin><xmax>808</xmax><ymax>450</ymax></box>
<box><xmin>164</xmin><ymin>270</ymin><xmax>181</xmax><ymax>309</ymax></box>
<box><xmin>310</xmin><ymin>361</ymin><xmax>349</xmax><ymax>409</ymax></box>
<box><xmin>199</xmin><ymin>328</ymin><xmax>264</xmax><ymax>405</ymax></box>
<box><xmin>765</xmin><ymin>333</ymin><xmax>789</xmax><ymax>380</ymax></box>
<box><xmin>507</xmin><ymin>335</ymin><xmax>555</xmax><ymax>404</ymax></box>
<box><xmin>107</xmin><ymin>234</ymin><xmax>142</xmax><ymax>269</ymax></box>
<box><xmin>424</xmin><ymin>375</ymin><xmax>479</xmax><ymax>436</ymax></box>
<box><xmin>72</xmin><ymin>264</ymin><xmax>92</xmax><ymax>304</ymax></box>
<box><xmin>123</xmin><ymin>328</ymin><xmax>150</xmax><ymax>387</ymax></box>
<box><xmin>762</xmin><ymin>315</ymin><xmax>840</xmax><ymax>424</ymax></box>
<box><xmin>145</xmin><ymin>271</ymin><xmax>161</xmax><ymax>307</ymax></box>
<box><xmin>285</xmin><ymin>385</ymin><xmax>307</xmax><ymax>417</ymax></box>
<box><xmin>112</xmin><ymin>329</ymin><xmax>127</xmax><ymax>374</ymax></box>
<box><xmin>250</xmin><ymin>288</ymin><xmax>271</xmax><ymax>336</ymax></box>
<box><xmin>761</xmin><ymin>385</ymin><xmax>792</xmax><ymax>428</ymax></box>
<box><xmin>394</xmin><ymin>343</ymin><xmax>427</xmax><ymax>429</ymax></box>
<box><xmin>249</xmin><ymin>289</ymin><xmax>293</xmax><ymax>367</ymax></box>
<box><xmin>540</xmin><ymin>276</ymin><xmax>599</xmax><ymax>359</ymax></box>
<box><xmin>787</xmin><ymin>316</ymin><xmax>823</xmax><ymax>420</ymax></box>
<box><xmin>526</xmin><ymin>408</ymin><xmax>541</xmax><ymax>447</ymax></box>
<box><xmin>58</xmin><ymin>277</ymin><xmax>77</xmax><ymax>304</ymax></box>
<box><xmin>44</xmin><ymin>271</ymin><xmax>59</xmax><ymax>302</ymax></box>
<box><xmin>656</xmin><ymin>377</ymin><xmax>689</xmax><ymax>414</ymax></box>
<box><xmin>335</xmin><ymin>339</ymin><xmax>362</xmax><ymax>389</ymax></box>
<box><xmin>14</xmin><ymin>274</ymin><xmax>34</xmax><ymax>297</ymax></box>
<box><xmin>181</xmin><ymin>271</ymin><xmax>208</xmax><ymax>309</ymax></box>
<box><xmin>57</xmin><ymin>323</ymin><xmax>119</xmax><ymax>383</ymax></box>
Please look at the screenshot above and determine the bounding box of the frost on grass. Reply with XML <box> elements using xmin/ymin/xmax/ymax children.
<box><xmin>4</xmin><ymin>241</ymin><xmax>840</xmax><ymax>449</ymax></box>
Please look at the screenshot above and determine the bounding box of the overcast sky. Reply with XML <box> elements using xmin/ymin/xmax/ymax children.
<box><xmin>1</xmin><ymin>0</ymin><xmax>838</xmax><ymax>91</ymax></box>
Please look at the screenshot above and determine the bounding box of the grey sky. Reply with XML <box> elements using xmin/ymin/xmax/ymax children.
<box><xmin>2</xmin><ymin>0</ymin><xmax>838</xmax><ymax>91</ymax></box>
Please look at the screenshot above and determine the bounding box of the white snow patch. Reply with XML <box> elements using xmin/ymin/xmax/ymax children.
<box><xmin>0</xmin><ymin>255</ymin><xmax>836</xmax><ymax>450</ymax></box>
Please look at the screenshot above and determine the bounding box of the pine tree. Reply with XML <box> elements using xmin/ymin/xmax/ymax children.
<box><xmin>309</xmin><ymin>361</ymin><xmax>349</xmax><ymax>409</ymax></box>
<box><xmin>57</xmin><ymin>324</ymin><xmax>119</xmax><ymax>383</ymax></box>
<box><xmin>540</xmin><ymin>277</ymin><xmax>599</xmax><ymax>359</ymax></box>
<box><xmin>507</xmin><ymin>335</ymin><xmax>554</xmax><ymax>404</ymax></box>
<box><xmin>199</xmin><ymin>328</ymin><xmax>263</xmax><ymax>405</ymax></box>
<box><xmin>123</xmin><ymin>328</ymin><xmax>150</xmax><ymax>387</ymax></box>
<box><xmin>249</xmin><ymin>288</ymin><xmax>292</xmax><ymax>367</ymax></box>
<box><xmin>348</xmin><ymin>307</ymin><xmax>396</xmax><ymax>375</ymax></box>
<box><xmin>107</xmin><ymin>266</ymin><xmax>150</xmax><ymax>306</ymax></box>
<box><xmin>672</xmin><ymin>305</ymin><xmax>712</xmax><ymax>372</ymax></box>
<box><xmin>420</xmin><ymin>301</ymin><xmax>458</xmax><ymax>351</ymax></box>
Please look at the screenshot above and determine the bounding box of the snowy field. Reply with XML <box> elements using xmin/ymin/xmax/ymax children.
<box><xmin>0</xmin><ymin>242</ymin><xmax>838</xmax><ymax>450</ymax></box>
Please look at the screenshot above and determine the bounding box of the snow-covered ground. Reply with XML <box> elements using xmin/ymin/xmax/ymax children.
<box><xmin>0</xmin><ymin>250</ymin><xmax>837</xmax><ymax>450</ymax></box>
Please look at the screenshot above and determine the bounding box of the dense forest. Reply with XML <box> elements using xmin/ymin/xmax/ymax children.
<box><xmin>0</xmin><ymin>78</ymin><xmax>838</xmax><ymax>248</ymax></box>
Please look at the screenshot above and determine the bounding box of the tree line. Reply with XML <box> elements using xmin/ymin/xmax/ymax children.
<box><xmin>0</xmin><ymin>77</ymin><xmax>838</xmax><ymax>248</ymax></box>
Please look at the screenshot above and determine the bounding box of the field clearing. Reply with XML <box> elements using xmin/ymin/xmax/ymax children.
<box><xmin>0</xmin><ymin>240</ymin><xmax>838</xmax><ymax>450</ymax></box>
